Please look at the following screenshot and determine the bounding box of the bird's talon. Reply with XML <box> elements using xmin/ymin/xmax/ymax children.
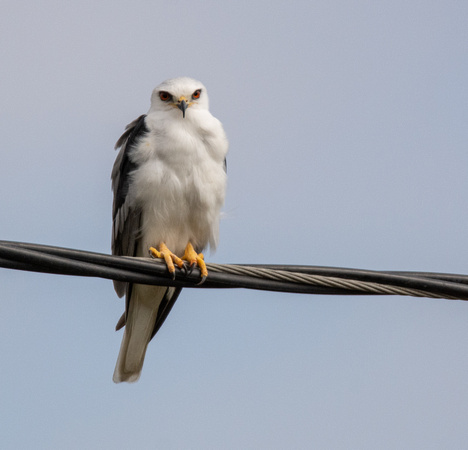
<box><xmin>181</xmin><ymin>242</ymin><xmax>208</xmax><ymax>281</ymax></box>
<box><xmin>150</xmin><ymin>242</ymin><xmax>208</xmax><ymax>281</ymax></box>
<box><xmin>149</xmin><ymin>244</ymin><xmax>184</xmax><ymax>277</ymax></box>
<box><xmin>149</xmin><ymin>246</ymin><xmax>160</xmax><ymax>259</ymax></box>
<box><xmin>186</xmin><ymin>262</ymin><xmax>196</xmax><ymax>276</ymax></box>
<box><xmin>196</xmin><ymin>275</ymin><xmax>207</xmax><ymax>286</ymax></box>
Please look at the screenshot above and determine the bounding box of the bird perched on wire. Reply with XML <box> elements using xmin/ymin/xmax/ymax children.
<box><xmin>111</xmin><ymin>77</ymin><xmax>228</xmax><ymax>383</ymax></box>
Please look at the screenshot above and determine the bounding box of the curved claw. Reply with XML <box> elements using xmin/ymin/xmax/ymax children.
<box><xmin>186</xmin><ymin>262</ymin><xmax>196</xmax><ymax>276</ymax></box>
<box><xmin>149</xmin><ymin>243</ymin><xmax>184</xmax><ymax>279</ymax></box>
<box><xmin>181</xmin><ymin>243</ymin><xmax>208</xmax><ymax>281</ymax></box>
<box><xmin>196</xmin><ymin>275</ymin><xmax>207</xmax><ymax>286</ymax></box>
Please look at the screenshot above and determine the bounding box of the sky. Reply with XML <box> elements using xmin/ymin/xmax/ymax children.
<box><xmin>1</xmin><ymin>1</ymin><xmax>468</xmax><ymax>448</ymax></box>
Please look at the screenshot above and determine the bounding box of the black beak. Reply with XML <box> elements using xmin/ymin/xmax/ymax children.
<box><xmin>177</xmin><ymin>100</ymin><xmax>187</xmax><ymax>118</ymax></box>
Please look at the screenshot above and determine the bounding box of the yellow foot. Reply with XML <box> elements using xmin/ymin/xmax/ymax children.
<box><xmin>149</xmin><ymin>243</ymin><xmax>184</xmax><ymax>279</ymax></box>
<box><xmin>182</xmin><ymin>242</ymin><xmax>208</xmax><ymax>283</ymax></box>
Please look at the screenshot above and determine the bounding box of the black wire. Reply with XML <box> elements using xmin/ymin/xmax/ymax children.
<box><xmin>0</xmin><ymin>242</ymin><xmax>362</xmax><ymax>295</ymax></box>
<box><xmin>1</xmin><ymin>240</ymin><xmax>468</xmax><ymax>300</ymax></box>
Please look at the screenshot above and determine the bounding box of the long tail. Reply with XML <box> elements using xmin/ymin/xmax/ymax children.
<box><xmin>113</xmin><ymin>284</ymin><xmax>168</xmax><ymax>383</ymax></box>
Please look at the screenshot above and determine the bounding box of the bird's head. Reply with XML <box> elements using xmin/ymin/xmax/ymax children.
<box><xmin>149</xmin><ymin>77</ymin><xmax>209</xmax><ymax>118</ymax></box>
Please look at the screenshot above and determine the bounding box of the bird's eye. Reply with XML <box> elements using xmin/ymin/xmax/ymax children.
<box><xmin>192</xmin><ymin>89</ymin><xmax>201</xmax><ymax>100</ymax></box>
<box><xmin>159</xmin><ymin>91</ymin><xmax>171</xmax><ymax>102</ymax></box>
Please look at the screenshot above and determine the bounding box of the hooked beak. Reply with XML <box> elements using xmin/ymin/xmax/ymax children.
<box><xmin>177</xmin><ymin>96</ymin><xmax>188</xmax><ymax>118</ymax></box>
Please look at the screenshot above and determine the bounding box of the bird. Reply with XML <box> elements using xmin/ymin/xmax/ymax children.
<box><xmin>111</xmin><ymin>77</ymin><xmax>228</xmax><ymax>383</ymax></box>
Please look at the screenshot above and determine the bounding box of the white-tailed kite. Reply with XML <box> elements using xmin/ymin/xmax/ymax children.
<box><xmin>111</xmin><ymin>77</ymin><xmax>228</xmax><ymax>383</ymax></box>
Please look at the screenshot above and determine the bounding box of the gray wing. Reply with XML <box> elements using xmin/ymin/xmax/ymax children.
<box><xmin>111</xmin><ymin>114</ymin><xmax>148</xmax><ymax>297</ymax></box>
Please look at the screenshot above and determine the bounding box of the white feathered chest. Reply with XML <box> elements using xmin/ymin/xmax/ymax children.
<box><xmin>128</xmin><ymin>110</ymin><xmax>228</xmax><ymax>255</ymax></box>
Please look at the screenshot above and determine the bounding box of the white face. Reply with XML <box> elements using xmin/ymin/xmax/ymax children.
<box><xmin>149</xmin><ymin>77</ymin><xmax>209</xmax><ymax>117</ymax></box>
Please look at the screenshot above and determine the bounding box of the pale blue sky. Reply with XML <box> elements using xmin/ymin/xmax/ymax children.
<box><xmin>1</xmin><ymin>1</ymin><xmax>468</xmax><ymax>448</ymax></box>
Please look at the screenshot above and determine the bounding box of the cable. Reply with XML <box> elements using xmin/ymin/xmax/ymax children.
<box><xmin>1</xmin><ymin>240</ymin><xmax>468</xmax><ymax>300</ymax></box>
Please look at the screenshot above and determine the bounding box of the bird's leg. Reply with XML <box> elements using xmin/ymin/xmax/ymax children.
<box><xmin>149</xmin><ymin>243</ymin><xmax>184</xmax><ymax>279</ymax></box>
<box><xmin>181</xmin><ymin>242</ymin><xmax>208</xmax><ymax>283</ymax></box>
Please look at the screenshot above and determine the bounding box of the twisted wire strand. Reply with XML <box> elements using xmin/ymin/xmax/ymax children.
<box><xmin>1</xmin><ymin>240</ymin><xmax>468</xmax><ymax>300</ymax></box>
<box><xmin>206</xmin><ymin>263</ymin><xmax>457</xmax><ymax>299</ymax></box>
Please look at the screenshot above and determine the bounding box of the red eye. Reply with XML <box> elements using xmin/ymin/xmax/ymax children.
<box><xmin>159</xmin><ymin>91</ymin><xmax>171</xmax><ymax>102</ymax></box>
<box><xmin>192</xmin><ymin>89</ymin><xmax>201</xmax><ymax>99</ymax></box>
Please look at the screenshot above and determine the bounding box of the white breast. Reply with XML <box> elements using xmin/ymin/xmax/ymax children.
<box><xmin>129</xmin><ymin>110</ymin><xmax>228</xmax><ymax>256</ymax></box>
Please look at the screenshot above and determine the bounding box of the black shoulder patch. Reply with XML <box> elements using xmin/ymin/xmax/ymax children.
<box><xmin>113</xmin><ymin>115</ymin><xmax>148</xmax><ymax>218</ymax></box>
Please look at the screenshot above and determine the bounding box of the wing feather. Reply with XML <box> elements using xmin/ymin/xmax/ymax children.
<box><xmin>111</xmin><ymin>115</ymin><xmax>147</xmax><ymax>296</ymax></box>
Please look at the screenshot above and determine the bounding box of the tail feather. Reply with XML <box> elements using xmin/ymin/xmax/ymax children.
<box><xmin>113</xmin><ymin>284</ymin><xmax>168</xmax><ymax>383</ymax></box>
